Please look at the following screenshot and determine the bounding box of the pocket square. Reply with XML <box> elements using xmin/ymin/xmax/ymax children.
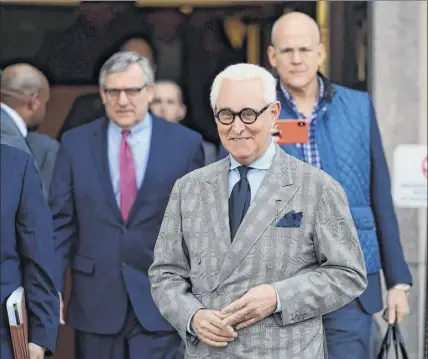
<box><xmin>276</xmin><ymin>210</ymin><xmax>303</xmax><ymax>228</ymax></box>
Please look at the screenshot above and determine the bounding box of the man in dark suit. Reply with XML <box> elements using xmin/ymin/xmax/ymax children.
<box><xmin>0</xmin><ymin>144</ymin><xmax>60</xmax><ymax>359</ymax></box>
<box><xmin>56</xmin><ymin>34</ymin><xmax>157</xmax><ymax>140</ymax></box>
<box><xmin>49</xmin><ymin>51</ymin><xmax>204</xmax><ymax>359</ymax></box>
<box><xmin>0</xmin><ymin>64</ymin><xmax>59</xmax><ymax>197</ymax></box>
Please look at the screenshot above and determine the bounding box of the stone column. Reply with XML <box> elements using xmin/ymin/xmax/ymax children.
<box><xmin>369</xmin><ymin>1</ymin><xmax>427</xmax><ymax>358</ymax></box>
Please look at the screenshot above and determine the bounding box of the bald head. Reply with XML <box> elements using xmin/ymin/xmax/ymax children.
<box><xmin>268</xmin><ymin>12</ymin><xmax>325</xmax><ymax>93</ymax></box>
<box><xmin>271</xmin><ymin>12</ymin><xmax>320</xmax><ymax>47</ymax></box>
<box><xmin>0</xmin><ymin>63</ymin><xmax>50</xmax><ymax>128</ymax></box>
<box><xmin>1</xmin><ymin>63</ymin><xmax>48</xmax><ymax>97</ymax></box>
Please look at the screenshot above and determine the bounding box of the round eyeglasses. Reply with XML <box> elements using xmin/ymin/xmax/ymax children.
<box><xmin>215</xmin><ymin>104</ymin><xmax>271</xmax><ymax>125</ymax></box>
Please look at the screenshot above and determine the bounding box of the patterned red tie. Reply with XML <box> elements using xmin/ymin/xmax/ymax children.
<box><xmin>119</xmin><ymin>130</ymin><xmax>137</xmax><ymax>221</ymax></box>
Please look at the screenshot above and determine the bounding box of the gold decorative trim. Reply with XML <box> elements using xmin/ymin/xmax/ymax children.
<box><xmin>1</xmin><ymin>0</ymin><xmax>269</xmax><ymax>7</ymax></box>
<box><xmin>316</xmin><ymin>1</ymin><xmax>330</xmax><ymax>77</ymax></box>
<box><xmin>224</xmin><ymin>18</ymin><xmax>247</xmax><ymax>50</ymax></box>
<box><xmin>247</xmin><ymin>24</ymin><xmax>260</xmax><ymax>65</ymax></box>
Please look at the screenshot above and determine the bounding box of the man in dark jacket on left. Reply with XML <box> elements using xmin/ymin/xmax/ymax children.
<box><xmin>0</xmin><ymin>144</ymin><xmax>60</xmax><ymax>359</ymax></box>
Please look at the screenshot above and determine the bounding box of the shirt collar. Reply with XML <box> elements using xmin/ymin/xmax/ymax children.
<box><xmin>1</xmin><ymin>102</ymin><xmax>28</xmax><ymax>138</ymax></box>
<box><xmin>230</xmin><ymin>139</ymin><xmax>276</xmax><ymax>171</ymax></box>
<box><xmin>280</xmin><ymin>76</ymin><xmax>325</xmax><ymax>108</ymax></box>
<box><xmin>109</xmin><ymin>112</ymin><xmax>152</xmax><ymax>137</ymax></box>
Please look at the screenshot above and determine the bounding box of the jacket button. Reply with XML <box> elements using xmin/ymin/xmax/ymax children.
<box><xmin>266</xmin><ymin>261</ymin><xmax>274</xmax><ymax>269</ymax></box>
<box><xmin>211</xmin><ymin>291</ymin><xmax>218</xmax><ymax>298</ymax></box>
<box><xmin>196</xmin><ymin>257</ymin><xmax>201</xmax><ymax>265</ymax></box>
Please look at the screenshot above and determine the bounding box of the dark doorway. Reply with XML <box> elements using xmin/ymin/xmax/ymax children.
<box><xmin>329</xmin><ymin>1</ymin><xmax>368</xmax><ymax>90</ymax></box>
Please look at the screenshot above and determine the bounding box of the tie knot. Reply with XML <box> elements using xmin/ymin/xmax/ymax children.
<box><xmin>237</xmin><ymin>166</ymin><xmax>250</xmax><ymax>180</ymax></box>
<box><xmin>122</xmin><ymin>130</ymin><xmax>130</xmax><ymax>138</ymax></box>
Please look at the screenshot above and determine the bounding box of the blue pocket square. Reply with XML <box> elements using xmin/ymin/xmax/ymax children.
<box><xmin>276</xmin><ymin>211</ymin><xmax>303</xmax><ymax>228</ymax></box>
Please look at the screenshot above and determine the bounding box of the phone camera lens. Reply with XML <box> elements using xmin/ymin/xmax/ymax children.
<box><xmin>298</xmin><ymin>121</ymin><xmax>305</xmax><ymax>127</ymax></box>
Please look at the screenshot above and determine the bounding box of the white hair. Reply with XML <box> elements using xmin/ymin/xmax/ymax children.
<box><xmin>99</xmin><ymin>51</ymin><xmax>155</xmax><ymax>88</ymax></box>
<box><xmin>210</xmin><ymin>63</ymin><xmax>277</xmax><ymax>109</ymax></box>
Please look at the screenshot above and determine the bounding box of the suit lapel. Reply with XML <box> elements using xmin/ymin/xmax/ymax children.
<box><xmin>1</xmin><ymin>111</ymin><xmax>45</xmax><ymax>186</ymax></box>
<box><xmin>280</xmin><ymin>143</ymin><xmax>303</xmax><ymax>161</ymax></box>
<box><xmin>25</xmin><ymin>134</ymin><xmax>43</xmax><ymax>168</ymax></box>
<box><xmin>212</xmin><ymin>147</ymin><xmax>300</xmax><ymax>290</ymax></box>
<box><xmin>203</xmin><ymin>158</ymin><xmax>232</xmax><ymax>261</ymax></box>
<box><xmin>0</xmin><ymin>109</ymin><xmax>31</xmax><ymax>154</ymax></box>
<box><xmin>91</xmin><ymin>118</ymin><xmax>123</xmax><ymax>224</ymax></box>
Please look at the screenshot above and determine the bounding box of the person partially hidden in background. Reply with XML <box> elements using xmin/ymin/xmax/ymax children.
<box><xmin>150</xmin><ymin>80</ymin><xmax>222</xmax><ymax>165</ymax></box>
<box><xmin>150</xmin><ymin>81</ymin><xmax>186</xmax><ymax>124</ymax></box>
<box><xmin>36</xmin><ymin>2</ymin><xmax>148</xmax><ymax>84</ymax></box>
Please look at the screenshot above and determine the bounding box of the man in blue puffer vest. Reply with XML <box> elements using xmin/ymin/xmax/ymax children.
<box><xmin>267</xmin><ymin>12</ymin><xmax>412</xmax><ymax>359</ymax></box>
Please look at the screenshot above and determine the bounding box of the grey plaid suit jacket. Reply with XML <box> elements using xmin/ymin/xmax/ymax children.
<box><xmin>149</xmin><ymin>145</ymin><xmax>367</xmax><ymax>359</ymax></box>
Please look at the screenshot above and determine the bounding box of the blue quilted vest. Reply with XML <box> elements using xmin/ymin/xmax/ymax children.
<box><xmin>278</xmin><ymin>81</ymin><xmax>381</xmax><ymax>274</ymax></box>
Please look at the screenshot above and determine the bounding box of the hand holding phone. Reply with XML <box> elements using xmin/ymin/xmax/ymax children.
<box><xmin>272</xmin><ymin>119</ymin><xmax>309</xmax><ymax>145</ymax></box>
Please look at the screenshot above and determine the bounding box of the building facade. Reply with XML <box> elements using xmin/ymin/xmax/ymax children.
<box><xmin>369</xmin><ymin>2</ymin><xmax>427</xmax><ymax>358</ymax></box>
<box><xmin>0</xmin><ymin>1</ymin><xmax>426</xmax><ymax>358</ymax></box>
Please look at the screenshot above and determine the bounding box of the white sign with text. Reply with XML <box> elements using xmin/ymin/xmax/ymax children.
<box><xmin>393</xmin><ymin>144</ymin><xmax>427</xmax><ymax>208</ymax></box>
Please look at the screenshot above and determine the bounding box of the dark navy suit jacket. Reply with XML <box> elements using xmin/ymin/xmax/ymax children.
<box><xmin>0</xmin><ymin>144</ymin><xmax>59</xmax><ymax>357</ymax></box>
<box><xmin>49</xmin><ymin>116</ymin><xmax>204</xmax><ymax>335</ymax></box>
